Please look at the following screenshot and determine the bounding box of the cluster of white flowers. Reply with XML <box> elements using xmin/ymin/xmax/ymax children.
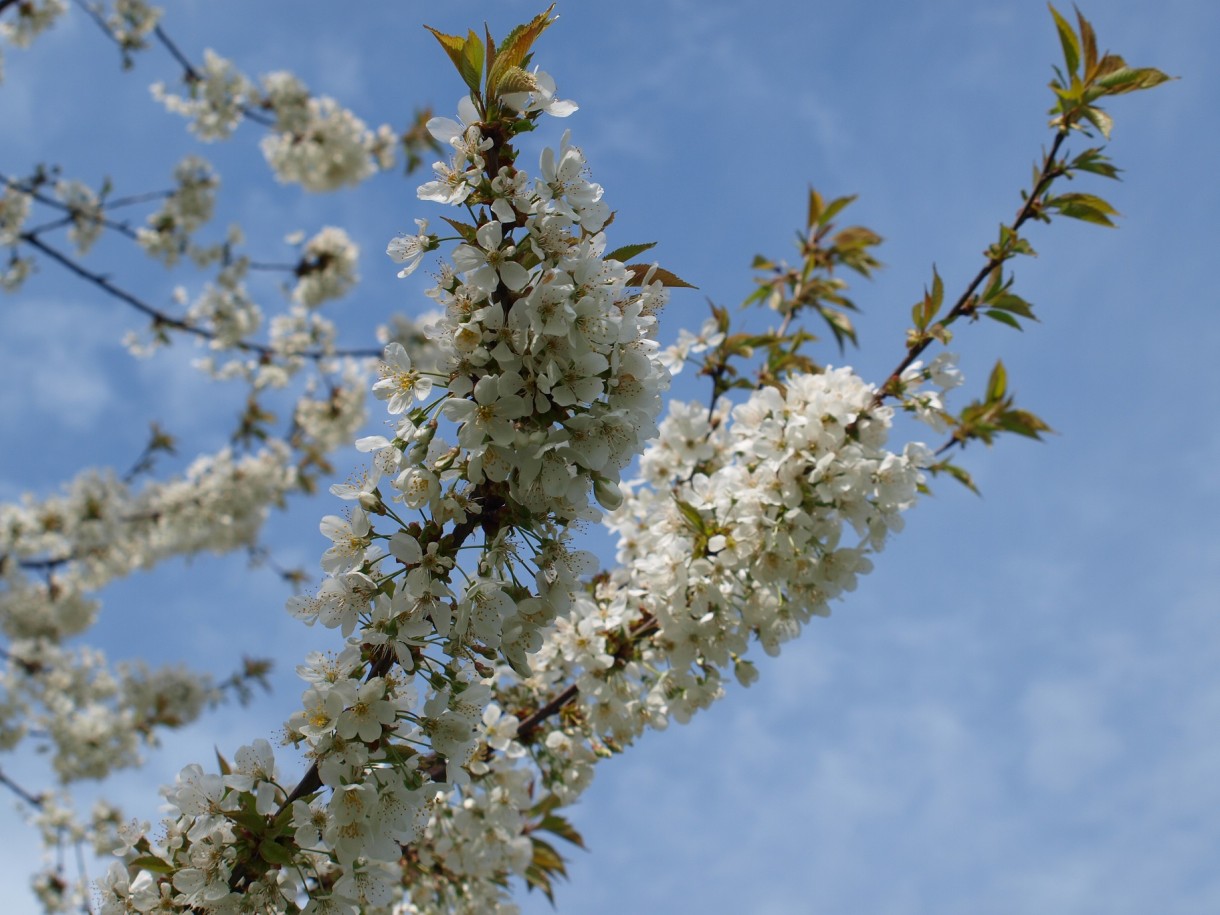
<box><xmin>291</xmin><ymin>226</ymin><xmax>359</xmax><ymax>308</ymax></box>
<box><xmin>406</xmin><ymin>370</ymin><xmax>934</xmax><ymax>907</ymax></box>
<box><xmin>136</xmin><ymin>155</ymin><xmax>218</xmax><ymax>264</ymax></box>
<box><xmin>106</xmin><ymin>0</ymin><xmax>162</xmax><ymax>54</ymax></box>
<box><xmin>54</xmin><ymin>179</ymin><xmax>105</xmax><ymax>255</ymax></box>
<box><xmin>0</xmin><ymin>445</ymin><xmax>297</xmax><ymax>781</ymax></box>
<box><xmin>898</xmin><ymin>351</ymin><xmax>965</xmax><ymax>431</ymax></box>
<box><xmin>152</xmin><ymin>49</ymin><xmax>252</xmax><ymax>141</ymax></box>
<box><xmin>261</xmin><ymin>97</ymin><xmax>396</xmax><ymax>191</ymax></box>
<box><xmin>93</xmin><ymin>62</ymin><xmax>680</xmax><ymax>911</ymax></box>
<box><xmin>187</xmin><ymin>281</ymin><xmax>262</xmax><ymax>348</ymax></box>
<box><xmin>0</xmin><ymin>181</ymin><xmax>34</xmax><ymax>288</ymax></box>
<box><xmin>0</xmin><ymin>180</ymin><xmax>31</xmax><ymax>245</ymax></box>
<box><xmin>409</xmin><ymin>98</ymin><xmax>669</xmax><ymax>524</ymax></box>
<box><xmin>154</xmin><ymin>52</ymin><xmax>395</xmax><ymax>191</ymax></box>
<box><xmin>242</xmin><ymin>366</ymin><xmax>935</xmax><ymax>912</ymax></box>
<box><xmin>2</xmin><ymin>28</ymin><xmax>948</xmax><ymax>910</ymax></box>
<box><xmin>376</xmin><ymin>309</ymin><xmax>445</xmax><ymax>376</ymax></box>
<box><xmin>0</xmin><ymin>0</ymin><xmax>67</xmax><ymax>50</ymax></box>
<box><xmin>291</xmin><ymin>359</ymin><xmax>372</xmax><ymax>455</ymax></box>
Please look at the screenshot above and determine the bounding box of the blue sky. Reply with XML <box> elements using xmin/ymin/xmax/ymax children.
<box><xmin>1</xmin><ymin>1</ymin><xmax>1217</xmax><ymax>912</ymax></box>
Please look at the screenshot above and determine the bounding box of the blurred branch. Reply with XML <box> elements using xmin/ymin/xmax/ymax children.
<box><xmin>17</xmin><ymin>231</ymin><xmax>381</xmax><ymax>360</ymax></box>
<box><xmin>0</xmin><ymin>766</ymin><xmax>45</xmax><ymax>808</ymax></box>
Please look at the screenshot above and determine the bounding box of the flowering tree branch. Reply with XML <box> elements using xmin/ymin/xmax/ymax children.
<box><xmin>0</xmin><ymin>4</ymin><xmax>1170</xmax><ymax>913</ymax></box>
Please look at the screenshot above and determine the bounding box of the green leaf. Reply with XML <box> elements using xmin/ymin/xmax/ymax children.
<box><xmin>1070</xmin><ymin>148</ymin><xmax>1120</xmax><ymax>179</ymax></box>
<box><xmin>423</xmin><ymin>25</ymin><xmax>468</xmax><ymax>81</ymax></box>
<box><xmin>524</xmin><ymin>835</ymin><xmax>569</xmax><ymax>903</ymax></box>
<box><xmin>820</xmin><ymin>307</ymin><xmax>857</xmax><ymax>350</ymax></box>
<box><xmin>911</xmin><ymin>264</ymin><xmax>944</xmax><ymax>332</ymax></box>
<box><xmin>931</xmin><ymin>461</ymin><xmax>980</xmax><ymax>495</ymax></box>
<box><xmin>806</xmin><ymin>187</ymin><xmax>823</xmax><ymax>229</ymax></box>
<box><xmin>989</xmin><ymin>292</ymin><xmax>1036</xmax><ymax>320</ymax></box>
<box><xmin>986</xmin><ymin>360</ymin><xmax>1008</xmax><ymax>402</ymax></box>
<box><xmin>259</xmin><ymin>838</ymin><xmax>296</xmax><ymax>867</ymax></box>
<box><xmin>1096</xmin><ymin>62</ymin><xmax>1174</xmax><ymax>95</ymax></box>
<box><xmin>483</xmin><ymin>23</ymin><xmax>497</xmax><ymax>84</ymax></box>
<box><xmin>530</xmin><ymin>794</ymin><xmax>563</xmax><ymax>818</ymax></box>
<box><xmin>1048</xmin><ymin>4</ymin><xmax>1080</xmax><ymax>77</ymax></box>
<box><xmin>673</xmin><ymin>498</ymin><xmax>706</xmax><ymax>534</ymax></box>
<box><xmin>523</xmin><ymin>865</ymin><xmax>555</xmax><ymax>903</ymax></box>
<box><xmin>1082</xmin><ymin>105</ymin><xmax>1114</xmax><ymax>140</ymax></box>
<box><xmin>440</xmin><ymin>216</ymin><xmax>479</xmax><ymax>245</ymax></box>
<box><xmin>538</xmin><ymin>812</ymin><xmax>587</xmax><ymax>850</ymax></box>
<box><xmin>931</xmin><ymin>266</ymin><xmax>944</xmax><ymax>312</ymax></box>
<box><xmin>1048</xmin><ymin>192</ymin><xmax>1119</xmax><ymax>227</ymax></box>
<box><xmin>604</xmin><ymin>241</ymin><xmax>658</xmax><ymax>263</ymax></box>
<box><xmin>530</xmin><ymin>837</ymin><xmax>567</xmax><ymax>876</ymax></box>
<box><xmin>818</xmin><ymin>193</ymin><xmax>858</xmax><ymax>228</ymax></box>
<box><xmin>998</xmin><ymin>408</ymin><xmax>1054</xmax><ymax>440</ymax></box>
<box><xmin>214</xmin><ymin>748</ymin><xmax>231</xmax><ymax>776</ymax></box>
<box><xmin>1076</xmin><ymin>7</ymin><xmax>1099</xmax><ymax>78</ymax></box>
<box><xmin>128</xmin><ymin>855</ymin><xmax>175</xmax><ymax>875</ymax></box>
<box><xmin>983</xmin><ymin>309</ymin><xmax>1023</xmax><ymax>330</ymax></box>
<box><xmin>625</xmin><ymin>264</ymin><xmax>696</xmax><ymax>288</ymax></box>
<box><xmin>228</xmin><ymin>808</ymin><xmax>268</xmax><ymax>834</ymax></box>
<box><xmin>459</xmin><ymin>31</ymin><xmax>485</xmax><ymax>95</ymax></box>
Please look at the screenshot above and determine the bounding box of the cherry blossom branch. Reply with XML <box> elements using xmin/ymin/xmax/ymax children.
<box><xmin>3</xmin><ymin>170</ymin><xmax>336</xmax><ymax>280</ymax></box>
<box><xmin>147</xmin><ymin>24</ymin><xmax>277</xmax><ymax>127</ymax></box>
<box><xmin>16</xmin><ymin>231</ymin><xmax>382</xmax><ymax>360</ymax></box>
<box><xmin>870</xmin><ymin>129</ymin><xmax>1070</xmax><ymax>409</ymax></box>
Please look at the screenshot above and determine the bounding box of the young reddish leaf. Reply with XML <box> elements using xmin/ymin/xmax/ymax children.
<box><xmin>488</xmin><ymin>5</ymin><xmax>558</xmax><ymax>97</ymax></box>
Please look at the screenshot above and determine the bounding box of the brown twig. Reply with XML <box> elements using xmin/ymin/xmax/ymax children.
<box><xmin>870</xmin><ymin>129</ymin><xmax>1070</xmax><ymax>410</ymax></box>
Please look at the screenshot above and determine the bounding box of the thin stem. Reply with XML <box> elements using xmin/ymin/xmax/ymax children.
<box><xmin>153</xmin><ymin>25</ymin><xmax>276</xmax><ymax>127</ymax></box>
<box><xmin>17</xmin><ymin>232</ymin><xmax>381</xmax><ymax>360</ymax></box>
<box><xmin>0</xmin><ymin>767</ymin><xmax>45</xmax><ymax>808</ymax></box>
<box><xmin>151</xmin><ymin>24</ymin><xmax>198</xmax><ymax>80</ymax></box>
<box><xmin>870</xmin><ymin>129</ymin><xmax>1070</xmax><ymax>410</ymax></box>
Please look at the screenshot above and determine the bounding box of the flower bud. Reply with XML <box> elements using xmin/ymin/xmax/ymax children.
<box><xmin>593</xmin><ymin>477</ymin><xmax>623</xmax><ymax>511</ymax></box>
